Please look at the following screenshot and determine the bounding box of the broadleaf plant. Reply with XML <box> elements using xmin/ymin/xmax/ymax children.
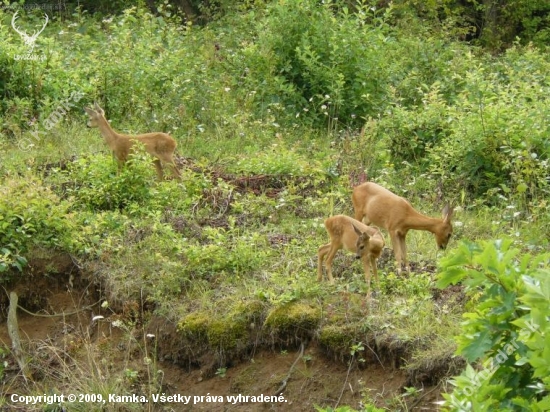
<box><xmin>438</xmin><ymin>239</ymin><xmax>550</xmax><ymax>411</ymax></box>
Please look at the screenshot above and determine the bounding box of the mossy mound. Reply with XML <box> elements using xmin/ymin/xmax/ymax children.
<box><xmin>178</xmin><ymin>311</ymin><xmax>211</xmax><ymax>338</ymax></box>
<box><xmin>175</xmin><ymin>298</ymin><xmax>267</xmax><ymax>368</ymax></box>
<box><xmin>318</xmin><ymin>324</ymin><xmax>362</xmax><ymax>361</ymax></box>
<box><xmin>263</xmin><ymin>301</ymin><xmax>321</xmax><ymax>346</ymax></box>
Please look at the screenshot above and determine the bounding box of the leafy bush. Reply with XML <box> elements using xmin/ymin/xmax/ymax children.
<box><xmin>251</xmin><ymin>0</ymin><xmax>391</xmax><ymax>127</ymax></box>
<box><xmin>366</xmin><ymin>44</ymin><xmax>550</xmax><ymax>204</ymax></box>
<box><xmin>438</xmin><ymin>239</ymin><xmax>550</xmax><ymax>411</ymax></box>
<box><xmin>184</xmin><ymin>228</ymin><xmax>271</xmax><ymax>279</ymax></box>
<box><xmin>62</xmin><ymin>152</ymin><xmax>155</xmax><ymax>211</ymax></box>
<box><xmin>0</xmin><ymin>176</ymin><xmax>76</xmax><ymax>276</ymax></box>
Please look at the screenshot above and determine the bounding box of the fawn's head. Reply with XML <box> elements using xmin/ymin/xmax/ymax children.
<box><xmin>435</xmin><ymin>204</ymin><xmax>454</xmax><ymax>250</ymax></box>
<box><xmin>352</xmin><ymin>224</ymin><xmax>372</xmax><ymax>260</ymax></box>
<box><xmin>84</xmin><ymin>102</ymin><xmax>105</xmax><ymax>128</ymax></box>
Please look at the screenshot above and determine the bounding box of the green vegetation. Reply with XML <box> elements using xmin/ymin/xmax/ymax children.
<box><xmin>438</xmin><ymin>240</ymin><xmax>550</xmax><ymax>411</ymax></box>
<box><xmin>1</xmin><ymin>0</ymin><xmax>549</xmax><ymax>410</ymax></box>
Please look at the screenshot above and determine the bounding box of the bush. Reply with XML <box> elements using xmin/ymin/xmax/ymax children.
<box><xmin>0</xmin><ymin>176</ymin><xmax>76</xmax><ymax>276</ymax></box>
<box><xmin>63</xmin><ymin>152</ymin><xmax>155</xmax><ymax>211</ymax></box>
<box><xmin>438</xmin><ymin>239</ymin><xmax>550</xmax><ymax>410</ymax></box>
<box><xmin>251</xmin><ymin>0</ymin><xmax>391</xmax><ymax>127</ymax></box>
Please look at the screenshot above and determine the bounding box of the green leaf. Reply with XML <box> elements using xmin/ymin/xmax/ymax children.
<box><xmin>460</xmin><ymin>328</ymin><xmax>494</xmax><ymax>362</ymax></box>
<box><xmin>516</xmin><ymin>183</ymin><xmax>528</xmax><ymax>193</ymax></box>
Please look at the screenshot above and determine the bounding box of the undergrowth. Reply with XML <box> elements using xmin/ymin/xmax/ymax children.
<box><xmin>1</xmin><ymin>1</ymin><xmax>549</xmax><ymax>411</ymax></box>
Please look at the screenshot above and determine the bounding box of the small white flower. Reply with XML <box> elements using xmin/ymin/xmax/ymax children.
<box><xmin>112</xmin><ymin>320</ymin><xmax>124</xmax><ymax>328</ymax></box>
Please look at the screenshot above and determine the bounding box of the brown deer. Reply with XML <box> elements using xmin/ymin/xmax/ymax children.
<box><xmin>84</xmin><ymin>103</ymin><xmax>180</xmax><ymax>180</ymax></box>
<box><xmin>352</xmin><ymin>182</ymin><xmax>453</xmax><ymax>274</ymax></box>
<box><xmin>318</xmin><ymin>215</ymin><xmax>385</xmax><ymax>292</ymax></box>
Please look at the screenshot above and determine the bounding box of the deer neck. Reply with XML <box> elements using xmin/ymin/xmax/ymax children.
<box><xmin>96</xmin><ymin>116</ymin><xmax>122</xmax><ymax>149</ymax></box>
<box><xmin>404</xmin><ymin>209</ymin><xmax>442</xmax><ymax>234</ymax></box>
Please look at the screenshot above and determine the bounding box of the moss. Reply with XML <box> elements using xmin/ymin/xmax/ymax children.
<box><xmin>206</xmin><ymin>316</ymin><xmax>248</xmax><ymax>351</ymax></box>
<box><xmin>318</xmin><ymin>324</ymin><xmax>360</xmax><ymax>358</ymax></box>
<box><xmin>207</xmin><ymin>299</ymin><xmax>267</xmax><ymax>350</ymax></box>
<box><xmin>230</xmin><ymin>299</ymin><xmax>265</xmax><ymax>327</ymax></box>
<box><xmin>177</xmin><ymin>311</ymin><xmax>211</xmax><ymax>337</ymax></box>
<box><xmin>263</xmin><ymin>302</ymin><xmax>321</xmax><ymax>342</ymax></box>
<box><xmin>176</xmin><ymin>298</ymin><xmax>265</xmax><ymax>354</ymax></box>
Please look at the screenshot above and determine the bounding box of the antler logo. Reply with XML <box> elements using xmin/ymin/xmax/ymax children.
<box><xmin>11</xmin><ymin>10</ymin><xmax>49</xmax><ymax>54</ymax></box>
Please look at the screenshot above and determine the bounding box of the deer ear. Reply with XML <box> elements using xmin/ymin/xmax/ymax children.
<box><xmin>352</xmin><ymin>224</ymin><xmax>363</xmax><ymax>237</ymax></box>
<box><xmin>442</xmin><ymin>204</ymin><xmax>454</xmax><ymax>221</ymax></box>
<box><xmin>93</xmin><ymin>102</ymin><xmax>104</xmax><ymax>114</ymax></box>
<box><xmin>84</xmin><ymin>107</ymin><xmax>95</xmax><ymax>116</ymax></box>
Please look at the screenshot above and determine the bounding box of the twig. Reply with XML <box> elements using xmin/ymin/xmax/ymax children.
<box><xmin>274</xmin><ymin>342</ymin><xmax>305</xmax><ymax>396</ymax></box>
<box><xmin>16</xmin><ymin>299</ymin><xmax>102</xmax><ymax>318</ymax></box>
<box><xmin>334</xmin><ymin>354</ymin><xmax>355</xmax><ymax>409</ymax></box>
<box><xmin>8</xmin><ymin>292</ymin><xmax>28</xmax><ymax>382</ymax></box>
<box><xmin>408</xmin><ymin>382</ymin><xmax>442</xmax><ymax>410</ymax></box>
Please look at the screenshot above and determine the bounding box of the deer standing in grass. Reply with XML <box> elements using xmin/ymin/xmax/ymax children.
<box><xmin>84</xmin><ymin>103</ymin><xmax>180</xmax><ymax>180</ymax></box>
<box><xmin>352</xmin><ymin>182</ymin><xmax>453</xmax><ymax>274</ymax></box>
<box><xmin>318</xmin><ymin>215</ymin><xmax>385</xmax><ymax>292</ymax></box>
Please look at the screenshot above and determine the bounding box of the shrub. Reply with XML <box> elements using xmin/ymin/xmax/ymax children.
<box><xmin>63</xmin><ymin>152</ymin><xmax>155</xmax><ymax>211</ymax></box>
<box><xmin>438</xmin><ymin>239</ymin><xmax>550</xmax><ymax>410</ymax></box>
<box><xmin>0</xmin><ymin>176</ymin><xmax>76</xmax><ymax>277</ymax></box>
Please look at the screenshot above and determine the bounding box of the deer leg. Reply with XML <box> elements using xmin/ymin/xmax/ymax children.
<box><xmin>361</xmin><ymin>257</ymin><xmax>372</xmax><ymax>292</ymax></box>
<box><xmin>170</xmin><ymin>162</ymin><xmax>181</xmax><ymax>179</ymax></box>
<box><xmin>324</xmin><ymin>245</ymin><xmax>340</xmax><ymax>284</ymax></box>
<box><xmin>116</xmin><ymin>159</ymin><xmax>125</xmax><ymax>174</ymax></box>
<box><xmin>160</xmin><ymin>154</ymin><xmax>181</xmax><ymax>179</ymax></box>
<box><xmin>153</xmin><ymin>159</ymin><xmax>164</xmax><ymax>180</ymax></box>
<box><xmin>400</xmin><ymin>234</ymin><xmax>410</xmax><ymax>273</ymax></box>
<box><xmin>389</xmin><ymin>231</ymin><xmax>403</xmax><ymax>274</ymax></box>
<box><xmin>370</xmin><ymin>255</ymin><xmax>380</xmax><ymax>288</ymax></box>
<box><xmin>317</xmin><ymin>244</ymin><xmax>331</xmax><ymax>281</ymax></box>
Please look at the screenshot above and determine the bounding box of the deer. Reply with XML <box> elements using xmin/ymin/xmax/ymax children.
<box><xmin>352</xmin><ymin>182</ymin><xmax>453</xmax><ymax>274</ymax></box>
<box><xmin>317</xmin><ymin>215</ymin><xmax>385</xmax><ymax>292</ymax></box>
<box><xmin>84</xmin><ymin>103</ymin><xmax>180</xmax><ymax>180</ymax></box>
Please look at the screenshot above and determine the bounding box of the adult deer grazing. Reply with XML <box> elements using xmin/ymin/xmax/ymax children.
<box><xmin>318</xmin><ymin>215</ymin><xmax>385</xmax><ymax>292</ymax></box>
<box><xmin>352</xmin><ymin>182</ymin><xmax>453</xmax><ymax>274</ymax></box>
<box><xmin>84</xmin><ymin>103</ymin><xmax>180</xmax><ymax>180</ymax></box>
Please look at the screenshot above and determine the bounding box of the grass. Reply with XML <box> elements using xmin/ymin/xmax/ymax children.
<box><xmin>1</xmin><ymin>117</ymin><xmax>549</xmax><ymax>410</ymax></box>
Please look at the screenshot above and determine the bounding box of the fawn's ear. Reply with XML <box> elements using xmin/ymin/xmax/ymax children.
<box><xmin>352</xmin><ymin>224</ymin><xmax>364</xmax><ymax>237</ymax></box>
<box><xmin>84</xmin><ymin>107</ymin><xmax>95</xmax><ymax>116</ymax></box>
<box><xmin>93</xmin><ymin>102</ymin><xmax>105</xmax><ymax>115</ymax></box>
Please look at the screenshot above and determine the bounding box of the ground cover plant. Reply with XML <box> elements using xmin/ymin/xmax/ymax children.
<box><xmin>0</xmin><ymin>0</ymin><xmax>549</xmax><ymax>410</ymax></box>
